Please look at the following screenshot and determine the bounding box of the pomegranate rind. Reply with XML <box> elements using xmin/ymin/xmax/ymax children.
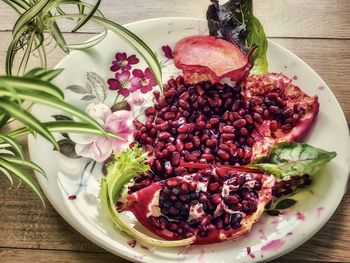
<box><xmin>174</xmin><ymin>35</ymin><xmax>250</xmax><ymax>84</ymax></box>
<box><xmin>243</xmin><ymin>73</ymin><xmax>320</xmax><ymax>158</ymax></box>
<box><xmin>123</xmin><ymin>174</ymin><xmax>275</xmax><ymax>245</ymax></box>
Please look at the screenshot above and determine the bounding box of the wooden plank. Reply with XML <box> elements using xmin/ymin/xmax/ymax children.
<box><xmin>0</xmin><ymin>0</ymin><xmax>349</xmax><ymax>38</ymax></box>
<box><xmin>0</xmin><ymin>248</ymin><xmax>129</xmax><ymax>263</ymax></box>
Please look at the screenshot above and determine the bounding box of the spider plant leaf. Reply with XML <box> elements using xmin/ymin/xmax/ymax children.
<box><xmin>2</xmin><ymin>0</ymin><xmax>22</xmax><ymax>14</ymax></box>
<box><xmin>0</xmin><ymin>75</ymin><xmax>64</xmax><ymax>100</ymax></box>
<box><xmin>8</xmin><ymin>0</ymin><xmax>30</xmax><ymax>10</ymax></box>
<box><xmin>0</xmin><ymin>155</ymin><xmax>46</xmax><ymax>176</ymax></box>
<box><xmin>0</xmin><ymin>166</ymin><xmax>14</xmax><ymax>185</ymax></box>
<box><xmin>0</xmin><ymin>158</ymin><xmax>45</xmax><ymax>206</ymax></box>
<box><xmin>0</xmin><ymin>98</ymin><xmax>59</xmax><ymax>149</ymax></box>
<box><xmin>0</xmin><ymin>134</ymin><xmax>24</xmax><ymax>159</ymax></box>
<box><xmin>0</xmin><ymin>113</ymin><xmax>11</xmax><ymax>128</ymax></box>
<box><xmin>72</xmin><ymin>0</ymin><xmax>101</xmax><ymax>32</ymax></box>
<box><xmin>48</xmin><ymin>19</ymin><xmax>70</xmax><ymax>53</ymax></box>
<box><xmin>18</xmin><ymin>32</ymin><xmax>36</xmax><ymax>75</ymax></box>
<box><xmin>13</xmin><ymin>0</ymin><xmax>51</xmax><ymax>38</ymax></box>
<box><xmin>9</xmin><ymin>121</ymin><xmax>120</xmax><ymax>140</ymax></box>
<box><xmin>5</xmin><ymin>27</ymin><xmax>24</xmax><ymax>75</ymax></box>
<box><xmin>25</xmin><ymin>68</ymin><xmax>64</xmax><ymax>82</ymax></box>
<box><xmin>0</xmin><ymin>89</ymin><xmax>107</xmax><ymax>135</ymax></box>
<box><xmin>66</xmin><ymin>31</ymin><xmax>107</xmax><ymax>50</ymax></box>
<box><xmin>56</xmin><ymin>6</ymin><xmax>74</xmax><ymax>19</ymax></box>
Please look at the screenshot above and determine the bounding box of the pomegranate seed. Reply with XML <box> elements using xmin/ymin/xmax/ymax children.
<box><xmin>206</xmin><ymin>139</ymin><xmax>218</xmax><ymax>148</ymax></box>
<box><xmin>221</xmin><ymin>133</ymin><xmax>235</xmax><ymax>140</ymax></box>
<box><xmin>211</xmin><ymin>194</ymin><xmax>222</xmax><ymax>205</ymax></box>
<box><xmin>270</xmin><ymin>120</ymin><xmax>278</xmax><ymax>132</ymax></box>
<box><xmin>185</xmin><ymin>142</ymin><xmax>193</xmax><ymax>150</ymax></box>
<box><xmin>225</xmin><ymin>195</ymin><xmax>239</xmax><ymax>205</ymax></box>
<box><xmin>218</xmin><ymin>149</ymin><xmax>230</xmax><ymax>160</ymax></box>
<box><xmin>166</xmin><ymin>178</ymin><xmax>181</xmax><ymax>188</ymax></box>
<box><xmin>171</xmin><ymin>152</ymin><xmax>180</xmax><ymax>166</ymax></box>
<box><xmin>233</xmin><ymin>119</ymin><xmax>246</xmax><ymax>127</ymax></box>
<box><xmin>159</xmin><ymin>132</ymin><xmax>171</xmax><ymax>140</ymax></box>
<box><xmin>133</xmin><ymin>119</ymin><xmax>143</xmax><ymax>129</ymax></box>
<box><xmin>208</xmin><ymin>182</ymin><xmax>221</xmax><ymax>192</ymax></box>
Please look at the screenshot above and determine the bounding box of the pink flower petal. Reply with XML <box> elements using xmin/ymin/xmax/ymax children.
<box><xmin>108</xmin><ymin>78</ymin><xmax>122</xmax><ymax>90</ymax></box>
<box><xmin>140</xmin><ymin>85</ymin><xmax>152</xmax><ymax>93</ymax></box>
<box><xmin>86</xmin><ymin>103</ymin><xmax>111</xmax><ymax>123</ymax></box>
<box><xmin>128</xmin><ymin>55</ymin><xmax>139</xmax><ymax>65</ymax></box>
<box><xmin>70</xmin><ymin>134</ymin><xmax>98</xmax><ymax>145</ymax></box>
<box><xmin>116</xmin><ymin>52</ymin><xmax>127</xmax><ymax>61</ymax></box>
<box><xmin>75</xmin><ymin>142</ymin><xmax>95</xmax><ymax>159</ymax></box>
<box><xmin>116</xmin><ymin>70</ymin><xmax>131</xmax><ymax>82</ymax></box>
<box><xmin>118</xmin><ymin>88</ymin><xmax>130</xmax><ymax>97</ymax></box>
<box><xmin>92</xmin><ymin>137</ymin><xmax>113</xmax><ymax>163</ymax></box>
<box><xmin>110</xmin><ymin>61</ymin><xmax>121</xmax><ymax>72</ymax></box>
<box><xmin>132</xmin><ymin>69</ymin><xmax>144</xmax><ymax>78</ymax></box>
<box><xmin>129</xmin><ymin>77</ymin><xmax>141</xmax><ymax>91</ymax></box>
<box><xmin>129</xmin><ymin>91</ymin><xmax>145</xmax><ymax>106</ymax></box>
<box><xmin>105</xmin><ymin>111</ymin><xmax>133</xmax><ymax>140</ymax></box>
<box><xmin>144</xmin><ymin>68</ymin><xmax>157</xmax><ymax>86</ymax></box>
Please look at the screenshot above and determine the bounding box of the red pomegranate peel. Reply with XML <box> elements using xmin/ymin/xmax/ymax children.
<box><xmin>180</xmin><ymin>161</ymin><xmax>263</xmax><ymax>174</ymax></box>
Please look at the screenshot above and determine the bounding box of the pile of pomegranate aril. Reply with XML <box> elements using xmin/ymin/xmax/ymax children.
<box><xmin>132</xmin><ymin>75</ymin><xmax>307</xmax><ymax>187</ymax></box>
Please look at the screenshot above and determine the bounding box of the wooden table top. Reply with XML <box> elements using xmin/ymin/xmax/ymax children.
<box><xmin>0</xmin><ymin>0</ymin><xmax>349</xmax><ymax>262</ymax></box>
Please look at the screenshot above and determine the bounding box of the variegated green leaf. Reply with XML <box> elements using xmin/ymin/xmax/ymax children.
<box><xmin>9</xmin><ymin>121</ymin><xmax>120</xmax><ymax>140</ymax></box>
<box><xmin>0</xmin><ymin>98</ymin><xmax>59</xmax><ymax>149</ymax></box>
<box><xmin>0</xmin><ymin>89</ymin><xmax>106</xmax><ymax>135</ymax></box>
<box><xmin>0</xmin><ymin>158</ymin><xmax>45</xmax><ymax>206</ymax></box>
<box><xmin>0</xmin><ymin>134</ymin><xmax>24</xmax><ymax>159</ymax></box>
<box><xmin>13</xmin><ymin>0</ymin><xmax>51</xmax><ymax>38</ymax></box>
<box><xmin>0</xmin><ymin>155</ymin><xmax>46</xmax><ymax>176</ymax></box>
<box><xmin>0</xmin><ymin>75</ymin><xmax>64</xmax><ymax>100</ymax></box>
<box><xmin>0</xmin><ymin>166</ymin><xmax>14</xmax><ymax>185</ymax></box>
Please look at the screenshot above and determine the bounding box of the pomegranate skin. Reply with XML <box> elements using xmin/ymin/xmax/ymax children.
<box><xmin>121</xmin><ymin>173</ymin><xmax>275</xmax><ymax>245</ymax></box>
<box><xmin>174</xmin><ymin>35</ymin><xmax>250</xmax><ymax>84</ymax></box>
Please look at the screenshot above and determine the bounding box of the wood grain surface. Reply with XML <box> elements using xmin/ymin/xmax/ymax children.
<box><xmin>0</xmin><ymin>0</ymin><xmax>349</xmax><ymax>262</ymax></box>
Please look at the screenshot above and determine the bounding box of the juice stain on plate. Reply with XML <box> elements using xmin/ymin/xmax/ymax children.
<box><xmin>246</xmin><ymin>246</ymin><xmax>256</xmax><ymax>259</ymax></box>
<box><xmin>296</xmin><ymin>212</ymin><xmax>305</xmax><ymax>221</ymax></box>
<box><xmin>261</xmin><ymin>239</ymin><xmax>285</xmax><ymax>251</ymax></box>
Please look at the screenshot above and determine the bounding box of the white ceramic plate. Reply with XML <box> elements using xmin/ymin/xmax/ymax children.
<box><xmin>28</xmin><ymin>18</ymin><xmax>350</xmax><ymax>262</ymax></box>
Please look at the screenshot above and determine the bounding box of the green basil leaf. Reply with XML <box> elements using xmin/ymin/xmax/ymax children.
<box><xmin>253</xmin><ymin>142</ymin><xmax>336</xmax><ymax>178</ymax></box>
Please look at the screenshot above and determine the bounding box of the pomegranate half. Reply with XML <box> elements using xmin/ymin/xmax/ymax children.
<box><xmin>119</xmin><ymin>169</ymin><xmax>275</xmax><ymax>245</ymax></box>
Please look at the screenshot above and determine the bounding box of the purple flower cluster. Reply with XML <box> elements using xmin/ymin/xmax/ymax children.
<box><xmin>107</xmin><ymin>52</ymin><xmax>157</xmax><ymax>97</ymax></box>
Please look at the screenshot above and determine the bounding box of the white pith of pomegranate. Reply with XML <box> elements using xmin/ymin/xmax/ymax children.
<box><xmin>174</xmin><ymin>35</ymin><xmax>250</xmax><ymax>84</ymax></box>
<box><xmin>119</xmin><ymin>169</ymin><xmax>275</xmax><ymax>245</ymax></box>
